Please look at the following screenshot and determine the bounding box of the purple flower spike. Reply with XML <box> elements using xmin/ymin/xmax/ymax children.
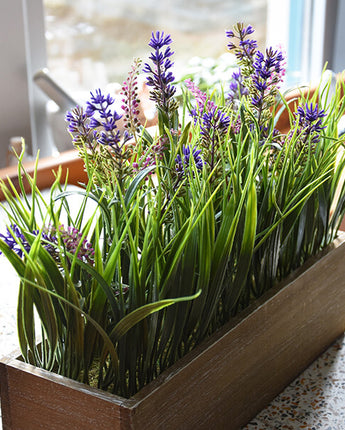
<box><xmin>148</xmin><ymin>31</ymin><xmax>173</xmax><ymax>50</ymax></box>
<box><xmin>226</xmin><ymin>23</ymin><xmax>258</xmax><ymax>64</ymax></box>
<box><xmin>241</xmin><ymin>25</ymin><xmax>255</xmax><ymax>36</ymax></box>
<box><xmin>143</xmin><ymin>31</ymin><xmax>177</xmax><ymax>114</ymax></box>
<box><xmin>85</xmin><ymin>88</ymin><xmax>122</xmax><ymax>148</ymax></box>
<box><xmin>226</xmin><ymin>30</ymin><xmax>235</xmax><ymax>38</ymax></box>
<box><xmin>0</xmin><ymin>224</ymin><xmax>30</xmax><ymax>258</ymax></box>
<box><xmin>86</xmin><ymin>89</ymin><xmax>115</xmax><ymax>116</ymax></box>
<box><xmin>175</xmin><ymin>145</ymin><xmax>204</xmax><ymax>178</ymax></box>
<box><xmin>250</xmin><ymin>47</ymin><xmax>285</xmax><ymax>124</ymax></box>
<box><xmin>296</xmin><ymin>103</ymin><xmax>326</xmax><ymax>127</ymax></box>
<box><xmin>227</xmin><ymin>70</ymin><xmax>249</xmax><ymax>104</ymax></box>
<box><xmin>65</xmin><ymin>106</ymin><xmax>94</xmax><ymax>146</ymax></box>
<box><xmin>66</xmin><ymin>88</ymin><xmax>123</xmax><ymax>150</ymax></box>
<box><xmin>197</xmin><ymin>106</ymin><xmax>231</xmax><ymax>170</ymax></box>
<box><xmin>0</xmin><ymin>224</ymin><xmax>94</xmax><ymax>265</ymax></box>
<box><xmin>252</xmin><ymin>49</ymin><xmax>284</xmax><ymax>85</ymax></box>
<box><xmin>201</xmin><ymin>107</ymin><xmax>231</xmax><ymax>141</ymax></box>
<box><xmin>294</xmin><ymin>102</ymin><xmax>326</xmax><ymax>144</ymax></box>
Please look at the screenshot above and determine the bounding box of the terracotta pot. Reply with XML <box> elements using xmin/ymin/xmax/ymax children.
<box><xmin>2</xmin><ymin>232</ymin><xmax>345</xmax><ymax>430</ymax></box>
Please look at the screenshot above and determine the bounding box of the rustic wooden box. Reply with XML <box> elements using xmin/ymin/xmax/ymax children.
<box><xmin>2</xmin><ymin>232</ymin><xmax>345</xmax><ymax>430</ymax></box>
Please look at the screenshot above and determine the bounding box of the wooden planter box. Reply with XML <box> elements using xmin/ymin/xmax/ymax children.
<box><xmin>1</xmin><ymin>232</ymin><xmax>345</xmax><ymax>430</ymax></box>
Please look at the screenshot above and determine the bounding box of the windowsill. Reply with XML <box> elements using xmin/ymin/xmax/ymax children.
<box><xmin>0</xmin><ymin>149</ymin><xmax>87</xmax><ymax>201</ymax></box>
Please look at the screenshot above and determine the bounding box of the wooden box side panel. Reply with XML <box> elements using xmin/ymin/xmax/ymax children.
<box><xmin>130</xmin><ymin>236</ymin><xmax>345</xmax><ymax>430</ymax></box>
<box><xmin>0</xmin><ymin>359</ymin><xmax>132</xmax><ymax>430</ymax></box>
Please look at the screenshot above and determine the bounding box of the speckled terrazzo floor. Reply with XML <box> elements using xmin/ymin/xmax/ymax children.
<box><xmin>242</xmin><ymin>335</ymin><xmax>345</xmax><ymax>429</ymax></box>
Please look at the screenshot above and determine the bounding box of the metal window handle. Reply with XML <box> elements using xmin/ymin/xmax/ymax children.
<box><xmin>33</xmin><ymin>68</ymin><xmax>78</xmax><ymax>112</ymax></box>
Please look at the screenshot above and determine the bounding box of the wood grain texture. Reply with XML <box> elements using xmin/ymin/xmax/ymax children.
<box><xmin>1</xmin><ymin>233</ymin><xmax>345</xmax><ymax>429</ymax></box>
<box><xmin>0</xmin><ymin>358</ymin><xmax>133</xmax><ymax>430</ymax></box>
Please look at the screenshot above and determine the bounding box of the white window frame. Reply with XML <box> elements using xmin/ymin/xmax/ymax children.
<box><xmin>267</xmin><ymin>0</ymin><xmax>343</xmax><ymax>88</ymax></box>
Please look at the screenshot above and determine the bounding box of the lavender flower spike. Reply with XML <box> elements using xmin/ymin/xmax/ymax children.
<box><xmin>65</xmin><ymin>106</ymin><xmax>94</xmax><ymax>147</ymax></box>
<box><xmin>0</xmin><ymin>224</ymin><xmax>30</xmax><ymax>258</ymax></box>
<box><xmin>226</xmin><ymin>23</ymin><xmax>257</xmax><ymax>70</ymax></box>
<box><xmin>199</xmin><ymin>106</ymin><xmax>231</xmax><ymax>171</ymax></box>
<box><xmin>66</xmin><ymin>88</ymin><xmax>123</xmax><ymax>149</ymax></box>
<box><xmin>175</xmin><ymin>145</ymin><xmax>204</xmax><ymax>178</ymax></box>
<box><xmin>250</xmin><ymin>47</ymin><xmax>285</xmax><ymax>125</ymax></box>
<box><xmin>148</xmin><ymin>31</ymin><xmax>173</xmax><ymax>50</ymax></box>
<box><xmin>86</xmin><ymin>88</ymin><xmax>122</xmax><ymax>148</ymax></box>
<box><xmin>200</xmin><ymin>107</ymin><xmax>231</xmax><ymax>143</ymax></box>
<box><xmin>296</xmin><ymin>103</ymin><xmax>326</xmax><ymax>130</ymax></box>
<box><xmin>0</xmin><ymin>223</ymin><xmax>95</xmax><ymax>265</ymax></box>
<box><xmin>294</xmin><ymin>102</ymin><xmax>326</xmax><ymax>144</ymax></box>
<box><xmin>143</xmin><ymin>31</ymin><xmax>177</xmax><ymax>115</ymax></box>
<box><xmin>227</xmin><ymin>70</ymin><xmax>249</xmax><ymax>105</ymax></box>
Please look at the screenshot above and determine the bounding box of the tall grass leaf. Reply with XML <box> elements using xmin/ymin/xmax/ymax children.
<box><xmin>102</xmin><ymin>200</ymin><xmax>141</xmax><ymax>285</ymax></box>
<box><xmin>225</xmin><ymin>178</ymin><xmax>257</xmax><ymax>312</ymax></box>
<box><xmin>124</xmin><ymin>165</ymin><xmax>156</xmax><ymax>208</ymax></box>
<box><xmin>17</xmin><ymin>276</ymin><xmax>119</xmax><ymax>372</ymax></box>
<box><xmin>110</xmin><ymin>290</ymin><xmax>202</xmax><ymax>342</ymax></box>
<box><xmin>66</xmin><ymin>252</ymin><xmax>119</xmax><ymax>320</ymax></box>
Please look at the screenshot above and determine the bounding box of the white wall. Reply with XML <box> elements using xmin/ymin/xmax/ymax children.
<box><xmin>0</xmin><ymin>0</ymin><xmax>52</xmax><ymax>168</ymax></box>
<box><xmin>0</xmin><ymin>1</ymin><xmax>31</xmax><ymax>165</ymax></box>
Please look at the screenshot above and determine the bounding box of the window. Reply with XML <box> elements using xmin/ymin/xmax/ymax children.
<box><xmin>43</xmin><ymin>0</ymin><xmax>268</xmax><ymax>93</ymax></box>
<box><xmin>1</xmin><ymin>0</ymin><xmax>343</xmax><ymax>168</ymax></box>
<box><xmin>41</xmin><ymin>0</ymin><xmax>270</xmax><ymax>153</ymax></box>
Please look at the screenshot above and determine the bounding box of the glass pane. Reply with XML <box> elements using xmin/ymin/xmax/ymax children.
<box><xmin>43</xmin><ymin>0</ymin><xmax>268</xmax><ymax>94</ymax></box>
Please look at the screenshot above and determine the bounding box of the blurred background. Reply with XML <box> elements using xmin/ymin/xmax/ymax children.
<box><xmin>0</xmin><ymin>0</ymin><xmax>343</xmax><ymax>167</ymax></box>
<box><xmin>43</xmin><ymin>0</ymin><xmax>267</xmax><ymax>93</ymax></box>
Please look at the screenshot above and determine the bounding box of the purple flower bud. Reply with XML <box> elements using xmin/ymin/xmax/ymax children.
<box><xmin>226</xmin><ymin>23</ymin><xmax>258</xmax><ymax>63</ymax></box>
<box><xmin>249</xmin><ymin>47</ymin><xmax>285</xmax><ymax>124</ymax></box>
<box><xmin>293</xmin><ymin>102</ymin><xmax>326</xmax><ymax>144</ymax></box>
<box><xmin>175</xmin><ymin>145</ymin><xmax>204</xmax><ymax>178</ymax></box>
<box><xmin>227</xmin><ymin>70</ymin><xmax>249</xmax><ymax>103</ymax></box>
<box><xmin>148</xmin><ymin>31</ymin><xmax>172</xmax><ymax>50</ymax></box>
<box><xmin>0</xmin><ymin>224</ymin><xmax>30</xmax><ymax>258</ymax></box>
